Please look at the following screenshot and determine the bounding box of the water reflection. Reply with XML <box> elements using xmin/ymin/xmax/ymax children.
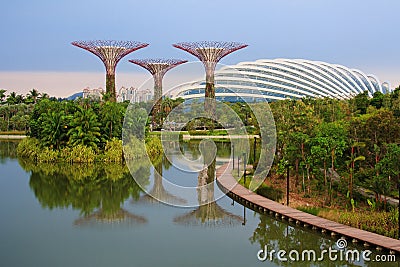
<box><xmin>20</xmin><ymin>159</ymin><xmax>150</xmax><ymax>226</ymax></box>
<box><xmin>139</xmin><ymin>156</ymin><xmax>187</xmax><ymax>205</ymax></box>
<box><xmin>173</xmin><ymin>165</ymin><xmax>243</xmax><ymax>227</ymax></box>
<box><xmin>173</xmin><ymin>140</ymin><xmax>243</xmax><ymax>226</ymax></box>
<box><xmin>0</xmin><ymin>140</ymin><xmax>18</xmax><ymax>160</ymax></box>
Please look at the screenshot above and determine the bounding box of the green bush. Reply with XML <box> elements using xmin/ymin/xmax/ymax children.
<box><xmin>102</xmin><ymin>138</ymin><xmax>123</xmax><ymax>163</ymax></box>
<box><xmin>36</xmin><ymin>147</ymin><xmax>59</xmax><ymax>162</ymax></box>
<box><xmin>59</xmin><ymin>145</ymin><xmax>96</xmax><ymax>163</ymax></box>
<box><xmin>145</xmin><ymin>136</ymin><xmax>163</xmax><ymax>161</ymax></box>
<box><xmin>16</xmin><ymin>137</ymin><xmax>41</xmax><ymax>159</ymax></box>
<box><xmin>123</xmin><ymin>135</ymin><xmax>147</xmax><ymax>160</ymax></box>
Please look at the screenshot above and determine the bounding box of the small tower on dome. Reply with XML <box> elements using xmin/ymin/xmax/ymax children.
<box><xmin>72</xmin><ymin>40</ymin><xmax>148</xmax><ymax>102</ymax></box>
<box><xmin>128</xmin><ymin>58</ymin><xmax>187</xmax><ymax>127</ymax></box>
<box><xmin>173</xmin><ymin>41</ymin><xmax>247</xmax><ymax>114</ymax></box>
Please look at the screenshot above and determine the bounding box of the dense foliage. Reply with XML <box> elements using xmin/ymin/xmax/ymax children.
<box><xmin>267</xmin><ymin>86</ymin><xmax>400</xmax><ymax>210</ymax></box>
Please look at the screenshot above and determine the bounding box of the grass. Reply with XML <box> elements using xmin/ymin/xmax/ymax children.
<box><xmin>296</xmin><ymin>206</ymin><xmax>323</xmax><ymax>216</ymax></box>
<box><xmin>296</xmin><ymin>206</ymin><xmax>399</xmax><ymax>239</ymax></box>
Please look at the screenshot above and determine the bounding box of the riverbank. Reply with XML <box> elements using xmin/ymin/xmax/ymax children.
<box><xmin>215</xmin><ymin>162</ymin><xmax>400</xmax><ymax>254</ymax></box>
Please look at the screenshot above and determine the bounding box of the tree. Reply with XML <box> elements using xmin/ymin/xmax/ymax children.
<box><xmin>40</xmin><ymin>110</ymin><xmax>70</xmax><ymax>149</ymax></box>
<box><xmin>68</xmin><ymin>107</ymin><xmax>101</xmax><ymax>149</ymax></box>
<box><xmin>0</xmin><ymin>89</ymin><xmax>6</xmax><ymax>104</ymax></box>
<box><xmin>347</xmin><ymin>142</ymin><xmax>365</xmax><ymax>200</ymax></box>
<box><xmin>28</xmin><ymin>89</ymin><xmax>40</xmax><ymax>104</ymax></box>
<box><xmin>375</xmin><ymin>143</ymin><xmax>400</xmax><ymax>209</ymax></box>
<box><xmin>370</xmin><ymin>91</ymin><xmax>384</xmax><ymax>109</ymax></box>
<box><xmin>6</xmin><ymin>92</ymin><xmax>17</xmax><ymax>105</ymax></box>
<box><xmin>353</xmin><ymin>91</ymin><xmax>370</xmax><ymax>115</ymax></box>
<box><xmin>313</xmin><ymin>121</ymin><xmax>347</xmax><ymax>205</ymax></box>
<box><xmin>99</xmin><ymin>102</ymin><xmax>124</xmax><ymax>140</ymax></box>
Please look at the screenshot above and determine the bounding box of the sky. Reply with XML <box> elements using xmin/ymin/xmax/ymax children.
<box><xmin>1</xmin><ymin>0</ymin><xmax>399</xmax><ymax>97</ymax></box>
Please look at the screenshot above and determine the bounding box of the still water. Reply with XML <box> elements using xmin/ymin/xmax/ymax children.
<box><xmin>0</xmin><ymin>141</ymin><xmax>396</xmax><ymax>267</ymax></box>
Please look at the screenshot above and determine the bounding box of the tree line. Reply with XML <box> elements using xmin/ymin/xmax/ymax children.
<box><xmin>265</xmin><ymin>87</ymin><xmax>400</xmax><ymax>210</ymax></box>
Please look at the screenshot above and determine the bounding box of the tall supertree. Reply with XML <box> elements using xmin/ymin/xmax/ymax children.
<box><xmin>173</xmin><ymin>41</ymin><xmax>247</xmax><ymax>114</ymax></box>
<box><xmin>128</xmin><ymin>58</ymin><xmax>187</xmax><ymax>126</ymax></box>
<box><xmin>71</xmin><ymin>40</ymin><xmax>148</xmax><ymax>102</ymax></box>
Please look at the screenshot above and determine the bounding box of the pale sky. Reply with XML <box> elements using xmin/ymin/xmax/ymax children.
<box><xmin>1</xmin><ymin>0</ymin><xmax>399</xmax><ymax>97</ymax></box>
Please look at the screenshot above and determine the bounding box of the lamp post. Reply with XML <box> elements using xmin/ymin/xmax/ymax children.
<box><xmin>232</xmin><ymin>144</ymin><xmax>235</xmax><ymax>170</ymax></box>
<box><xmin>286</xmin><ymin>164</ymin><xmax>290</xmax><ymax>206</ymax></box>
<box><xmin>243</xmin><ymin>152</ymin><xmax>247</xmax><ymax>185</ymax></box>
<box><xmin>253</xmin><ymin>136</ymin><xmax>257</xmax><ymax>163</ymax></box>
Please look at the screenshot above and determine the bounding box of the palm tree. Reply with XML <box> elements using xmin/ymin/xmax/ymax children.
<box><xmin>15</xmin><ymin>94</ymin><xmax>24</xmax><ymax>104</ymax></box>
<box><xmin>29</xmin><ymin>89</ymin><xmax>40</xmax><ymax>104</ymax></box>
<box><xmin>39</xmin><ymin>93</ymin><xmax>49</xmax><ymax>100</ymax></box>
<box><xmin>6</xmin><ymin>92</ymin><xmax>17</xmax><ymax>105</ymax></box>
<box><xmin>40</xmin><ymin>110</ymin><xmax>70</xmax><ymax>149</ymax></box>
<box><xmin>68</xmin><ymin>107</ymin><xmax>101</xmax><ymax>149</ymax></box>
<box><xmin>0</xmin><ymin>89</ymin><xmax>6</xmax><ymax>104</ymax></box>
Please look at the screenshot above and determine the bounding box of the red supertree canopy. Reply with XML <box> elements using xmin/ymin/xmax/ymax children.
<box><xmin>172</xmin><ymin>41</ymin><xmax>247</xmax><ymax>64</ymax></box>
<box><xmin>71</xmin><ymin>40</ymin><xmax>149</xmax><ymax>74</ymax></box>
<box><xmin>128</xmin><ymin>58</ymin><xmax>187</xmax><ymax>77</ymax></box>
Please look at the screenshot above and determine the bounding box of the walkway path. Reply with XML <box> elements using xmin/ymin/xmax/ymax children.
<box><xmin>182</xmin><ymin>134</ymin><xmax>259</xmax><ymax>140</ymax></box>
<box><xmin>0</xmin><ymin>135</ymin><xmax>26</xmax><ymax>139</ymax></box>
<box><xmin>215</xmin><ymin>162</ymin><xmax>400</xmax><ymax>254</ymax></box>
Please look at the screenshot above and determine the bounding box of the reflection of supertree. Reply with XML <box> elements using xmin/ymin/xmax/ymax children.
<box><xmin>173</xmin><ymin>41</ymin><xmax>247</xmax><ymax>115</ymax></box>
<box><xmin>128</xmin><ymin>59</ymin><xmax>187</xmax><ymax>126</ymax></box>
<box><xmin>173</xmin><ymin>166</ymin><xmax>242</xmax><ymax>227</ymax></box>
<box><xmin>71</xmin><ymin>40</ymin><xmax>148</xmax><ymax>101</ymax></box>
<box><xmin>139</xmin><ymin>157</ymin><xmax>186</xmax><ymax>205</ymax></box>
<box><xmin>74</xmin><ymin>209</ymin><xmax>147</xmax><ymax>226</ymax></box>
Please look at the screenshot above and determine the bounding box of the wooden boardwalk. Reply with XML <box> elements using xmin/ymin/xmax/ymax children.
<box><xmin>215</xmin><ymin>162</ymin><xmax>400</xmax><ymax>254</ymax></box>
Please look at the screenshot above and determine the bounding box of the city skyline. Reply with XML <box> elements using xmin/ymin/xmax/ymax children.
<box><xmin>1</xmin><ymin>0</ymin><xmax>399</xmax><ymax>97</ymax></box>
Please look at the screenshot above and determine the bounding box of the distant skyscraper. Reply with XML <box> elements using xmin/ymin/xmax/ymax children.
<box><xmin>82</xmin><ymin>86</ymin><xmax>104</xmax><ymax>100</ymax></box>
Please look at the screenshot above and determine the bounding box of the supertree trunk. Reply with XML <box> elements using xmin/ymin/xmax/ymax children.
<box><xmin>106</xmin><ymin>73</ymin><xmax>116</xmax><ymax>102</ymax></box>
<box><xmin>128</xmin><ymin>59</ymin><xmax>187</xmax><ymax>128</ymax></box>
<box><xmin>205</xmin><ymin>63</ymin><xmax>216</xmax><ymax>120</ymax></box>
<box><xmin>153</xmin><ymin>72</ymin><xmax>163</xmax><ymax>125</ymax></box>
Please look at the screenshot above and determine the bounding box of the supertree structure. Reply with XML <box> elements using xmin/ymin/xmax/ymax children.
<box><xmin>173</xmin><ymin>41</ymin><xmax>247</xmax><ymax>114</ymax></box>
<box><xmin>128</xmin><ymin>58</ymin><xmax>187</xmax><ymax>126</ymax></box>
<box><xmin>71</xmin><ymin>40</ymin><xmax>148</xmax><ymax>102</ymax></box>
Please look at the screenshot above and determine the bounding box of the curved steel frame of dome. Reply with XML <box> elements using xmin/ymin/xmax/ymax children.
<box><xmin>169</xmin><ymin>59</ymin><xmax>389</xmax><ymax>102</ymax></box>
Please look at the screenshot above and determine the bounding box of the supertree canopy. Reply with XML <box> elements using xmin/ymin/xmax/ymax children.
<box><xmin>173</xmin><ymin>41</ymin><xmax>247</xmax><ymax>115</ymax></box>
<box><xmin>128</xmin><ymin>58</ymin><xmax>187</xmax><ymax>126</ymax></box>
<box><xmin>72</xmin><ymin>40</ymin><xmax>148</xmax><ymax>102</ymax></box>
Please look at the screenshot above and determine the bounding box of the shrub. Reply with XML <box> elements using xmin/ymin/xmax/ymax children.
<box><xmin>102</xmin><ymin>138</ymin><xmax>123</xmax><ymax>163</ymax></box>
<box><xmin>123</xmin><ymin>135</ymin><xmax>147</xmax><ymax>160</ymax></box>
<box><xmin>145</xmin><ymin>136</ymin><xmax>163</xmax><ymax>161</ymax></box>
<box><xmin>16</xmin><ymin>137</ymin><xmax>41</xmax><ymax>159</ymax></box>
<box><xmin>60</xmin><ymin>145</ymin><xmax>96</xmax><ymax>163</ymax></box>
<box><xmin>36</xmin><ymin>147</ymin><xmax>59</xmax><ymax>162</ymax></box>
